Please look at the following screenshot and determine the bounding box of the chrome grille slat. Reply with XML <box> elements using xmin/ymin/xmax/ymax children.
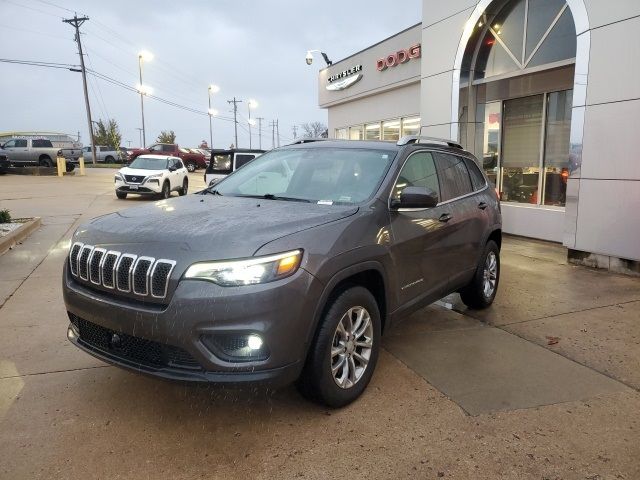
<box><xmin>69</xmin><ymin>242</ymin><xmax>83</xmax><ymax>276</ymax></box>
<box><xmin>89</xmin><ymin>248</ymin><xmax>106</xmax><ymax>285</ymax></box>
<box><xmin>69</xmin><ymin>244</ymin><xmax>174</xmax><ymax>299</ymax></box>
<box><xmin>78</xmin><ymin>245</ymin><xmax>93</xmax><ymax>281</ymax></box>
<box><xmin>132</xmin><ymin>256</ymin><xmax>154</xmax><ymax>296</ymax></box>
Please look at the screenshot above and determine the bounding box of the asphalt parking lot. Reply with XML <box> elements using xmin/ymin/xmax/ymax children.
<box><xmin>1</xmin><ymin>169</ymin><xmax>639</xmax><ymax>479</ymax></box>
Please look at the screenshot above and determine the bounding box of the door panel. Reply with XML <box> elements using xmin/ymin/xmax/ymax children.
<box><xmin>388</xmin><ymin>151</ymin><xmax>452</xmax><ymax>305</ymax></box>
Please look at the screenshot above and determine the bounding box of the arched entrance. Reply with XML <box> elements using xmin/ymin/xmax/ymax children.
<box><xmin>450</xmin><ymin>0</ymin><xmax>590</xmax><ymax>241</ymax></box>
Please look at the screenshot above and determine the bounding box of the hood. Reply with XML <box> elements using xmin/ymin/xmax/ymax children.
<box><xmin>74</xmin><ymin>194</ymin><xmax>358</xmax><ymax>259</ymax></box>
<box><xmin>120</xmin><ymin>166</ymin><xmax>163</xmax><ymax>177</ymax></box>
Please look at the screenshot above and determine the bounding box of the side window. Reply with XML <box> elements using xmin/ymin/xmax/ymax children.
<box><xmin>235</xmin><ymin>154</ymin><xmax>255</xmax><ymax>170</ymax></box>
<box><xmin>32</xmin><ymin>139</ymin><xmax>52</xmax><ymax>148</ymax></box>
<box><xmin>16</xmin><ymin>139</ymin><xmax>28</xmax><ymax>148</ymax></box>
<box><xmin>391</xmin><ymin>151</ymin><xmax>440</xmax><ymax>202</ymax></box>
<box><xmin>149</xmin><ymin>144</ymin><xmax>162</xmax><ymax>152</ymax></box>
<box><xmin>3</xmin><ymin>140</ymin><xmax>16</xmax><ymax>148</ymax></box>
<box><xmin>434</xmin><ymin>153</ymin><xmax>473</xmax><ymax>201</ymax></box>
<box><xmin>175</xmin><ymin>159</ymin><xmax>184</xmax><ymax>169</ymax></box>
<box><xmin>464</xmin><ymin>157</ymin><xmax>487</xmax><ymax>191</ymax></box>
<box><xmin>162</xmin><ymin>145</ymin><xmax>174</xmax><ymax>152</ymax></box>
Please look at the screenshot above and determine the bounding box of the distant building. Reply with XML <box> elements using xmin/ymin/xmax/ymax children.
<box><xmin>0</xmin><ymin>131</ymin><xmax>82</xmax><ymax>149</ymax></box>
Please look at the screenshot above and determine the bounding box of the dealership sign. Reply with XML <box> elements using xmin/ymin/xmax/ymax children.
<box><xmin>376</xmin><ymin>44</ymin><xmax>421</xmax><ymax>71</ymax></box>
<box><xmin>326</xmin><ymin>65</ymin><xmax>363</xmax><ymax>91</ymax></box>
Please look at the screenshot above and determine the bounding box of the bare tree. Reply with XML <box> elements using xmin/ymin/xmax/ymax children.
<box><xmin>157</xmin><ymin>130</ymin><xmax>177</xmax><ymax>143</ymax></box>
<box><xmin>93</xmin><ymin>118</ymin><xmax>122</xmax><ymax>151</ymax></box>
<box><xmin>301</xmin><ymin>122</ymin><xmax>328</xmax><ymax>139</ymax></box>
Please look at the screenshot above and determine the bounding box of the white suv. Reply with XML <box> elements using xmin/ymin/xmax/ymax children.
<box><xmin>115</xmin><ymin>155</ymin><xmax>188</xmax><ymax>199</ymax></box>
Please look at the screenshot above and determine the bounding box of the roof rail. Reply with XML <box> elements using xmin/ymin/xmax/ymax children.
<box><xmin>287</xmin><ymin>138</ymin><xmax>331</xmax><ymax>145</ymax></box>
<box><xmin>397</xmin><ymin>135</ymin><xmax>463</xmax><ymax>149</ymax></box>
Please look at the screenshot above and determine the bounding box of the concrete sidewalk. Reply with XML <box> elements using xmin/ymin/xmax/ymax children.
<box><xmin>1</xmin><ymin>170</ymin><xmax>639</xmax><ymax>480</ymax></box>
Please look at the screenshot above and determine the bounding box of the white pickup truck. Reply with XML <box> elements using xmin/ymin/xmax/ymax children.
<box><xmin>0</xmin><ymin>138</ymin><xmax>81</xmax><ymax>167</ymax></box>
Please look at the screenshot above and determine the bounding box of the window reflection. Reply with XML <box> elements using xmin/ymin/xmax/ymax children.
<box><xmin>543</xmin><ymin>89</ymin><xmax>572</xmax><ymax>206</ymax></box>
<box><xmin>365</xmin><ymin>123</ymin><xmax>381</xmax><ymax>141</ymax></box>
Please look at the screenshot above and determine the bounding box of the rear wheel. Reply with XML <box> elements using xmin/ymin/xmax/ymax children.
<box><xmin>185</xmin><ymin>162</ymin><xmax>196</xmax><ymax>172</ymax></box>
<box><xmin>179</xmin><ymin>178</ymin><xmax>188</xmax><ymax>196</ymax></box>
<box><xmin>116</xmin><ymin>191</ymin><xmax>127</xmax><ymax>199</ymax></box>
<box><xmin>161</xmin><ymin>181</ymin><xmax>170</xmax><ymax>199</ymax></box>
<box><xmin>105</xmin><ymin>156</ymin><xmax>115</xmax><ymax>163</ymax></box>
<box><xmin>39</xmin><ymin>156</ymin><xmax>53</xmax><ymax>167</ymax></box>
<box><xmin>296</xmin><ymin>286</ymin><xmax>381</xmax><ymax>408</ymax></box>
<box><xmin>459</xmin><ymin>240</ymin><xmax>500</xmax><ymax>309</ymax></box>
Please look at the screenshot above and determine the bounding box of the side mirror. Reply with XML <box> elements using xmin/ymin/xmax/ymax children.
<box><xmin>168</xmin><ymin>165</ymin><xmax>177</xmax><ymax>172</ymax></box>
<box><xmin>208</xmin><ymin>178</ymin><xmax>222</xmax><ymax>187</ymax></box>
<box><xmin>390</xmin><ymin>186</ymin><xmax>439</xmax><ymax>209</ymax></box>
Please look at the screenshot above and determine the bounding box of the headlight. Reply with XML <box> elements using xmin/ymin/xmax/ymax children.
<box><xmin>184</xmin><ymin>250</ymin><xmax>302</xmax><ymax>286</ymax></box>
<box><xmin>114</xmin><ymin>173</ymin><xmax>123</xmax><ymax>182</ymax></box>
<box><xmin>147</xmin><ymin>173</ymin><xmax>162</xmax><ymax>179</ymax></box>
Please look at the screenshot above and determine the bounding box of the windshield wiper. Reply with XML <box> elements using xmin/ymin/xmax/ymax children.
<box><xmin>201</xmin><ymin>188</ymin><xmax>223</xmax><ymax>196</ymax></box>
<box><xmin>235</xmin><ymin>193</ymin><xmax>311</xmax><ymax>203</ymax></box>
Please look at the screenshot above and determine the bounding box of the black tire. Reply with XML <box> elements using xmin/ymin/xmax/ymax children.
<box><xmin>296</xmin><ymin>286</ymin><xmax>381</xmax><ymax>408</ymax></box>
<box><xmin>65</xmin><ymin>162</ymin><xmax>75</xmax><ymax>172</ymax></box>
<box><xmin>161</xmin><ymin>181</ymin><xmax>170</xmax><ymax>199</ymax></box>
<box><xmin>185</xmin><ymin>162</ymin><xmax>196</xmax><ymax>173</ymax></box>
<box><xmin>179</xmin><ymin>178</ymin><xmax>188</xmax><ymax>196</ymax></box>
<box><xmin>39</xmin><ymin>156</ymin><xmax>53</xmax><ymax>167</ymax></box>
<box><xmin>105</xmin><ymin>156</ymin><xmax>115</xmax><ymax>163</ymax></box>
<box><xmin>116</xmin><ymin>191</ymin><xmax>127</xmax><ymax>199</ymax></box>
<box><xmin>459</xmin><ymin>240</ymin><xmax>500</xmax><ymax>309</ymax></box>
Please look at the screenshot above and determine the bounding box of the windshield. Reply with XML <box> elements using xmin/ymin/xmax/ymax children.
<box><xmin>128</xmin><ymin>157</ymin><xmax>168</xmax><ymax>170</ymax></box>
<box><xmin>213</xmin><ymin>147</ymin><xmax>395</xmax><ymax>204</ymax></box>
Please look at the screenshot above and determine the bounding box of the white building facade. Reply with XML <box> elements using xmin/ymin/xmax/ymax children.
<box><xmin>319</xmin><ymin>0</ymin><xmax>640</xmax><ymax>271</ymax></box>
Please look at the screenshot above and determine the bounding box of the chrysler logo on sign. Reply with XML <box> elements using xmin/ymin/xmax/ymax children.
<box><xmin>326</xmin><ymin>64</ymin><xmax>363</xmax><ymax>91</ymax></box>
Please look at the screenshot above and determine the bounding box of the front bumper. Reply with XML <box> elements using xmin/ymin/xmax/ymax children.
<box><xmin>63</xmin><ymin>262</ymin><xmax>323</xmax><ymax>386</ymax></box>
<box><xmin>115</xmin><ymin>179</ymin><xmax>162</xmax><ymax>194</ymax></box>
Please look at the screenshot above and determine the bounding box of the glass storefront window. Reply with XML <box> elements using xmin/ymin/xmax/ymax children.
<box><xmin>365</xmin><ymin>123</ymin><xmax>381</xmax><ymax>140</ymax></box>
<box><xmin>382</xmin><ymin>120</ymin><xmax>400</xmax><ymax>141</ymax></box>
<box><xmin>335</xmin><ymin>128</ymin><xmax>348</xmax><ymax>140</ymax></box>
<box><xmin>349</xmin><ymin>126</ymin><xmax>363</xmax><ymax>140</ymax></box>
<box><xmin>501</xmin><ymin>95</ymin><xmax>543</xmax><ymax>204</ymax></box>
<box><xmin>543</xmin><ymin>89</ymin><xmax>572</xmax><ymax>206</ymax></box>
<box><xmin>476</xmin><ymin>102</ymin><xmax>501</xmax><ymax>187</ymax></box>
<box><xmin>401</xmin><ymin>117</ymin><xmax>420</xmax><ymax>136</ymax></box>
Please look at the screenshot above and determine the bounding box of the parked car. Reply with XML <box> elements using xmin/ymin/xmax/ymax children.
<box><xmin>128</xmin><ymin>143</ymin><xmax>207</xmax><ymax>172</ymax></box>
<box><xmin>63</xmin><ymin>137</ymin><xmax>501</xmax><ymax>407</ymax></box>
<box><xmin>114</xmin><ymin>154</ymin><xmax>189</xmax><ymax>199</ymax></box>
<box><xmin>0</xmin><ymin>154</ymin><xmax>9</xmax><ymax>174</ymax></box>
<box><xmin>203</xmin><ymin>148</ymin><xmax>265</xmax><ymax>186</ymax></box>
<box><xmin>189</xmin><ymin>148</ymin><xmax>211</xmax><ymax>160</ymax></box>
<box><xmin>82</xmin><ymin>145</ymin><xmax>120</xmax><ymax>163</ymax></box>
<box><xmin>0</xmin><ymin>138</ymin><xmax>81</xmax><ymax>166</ymax></box>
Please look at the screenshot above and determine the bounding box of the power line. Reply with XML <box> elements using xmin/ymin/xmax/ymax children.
<box><xmin>0</xmin><ymin>58</ymin><xmax>80</xmax><ymax>71</ymax></box>
<box><xmin>33</xmin><ymin>0</ymin><xmax>75</xmax><ymax>13</ymax></box>
<box><xmin>3</xmin><ymin>0</ymin><xmax>63</xmax><ymax>18</ymax></box>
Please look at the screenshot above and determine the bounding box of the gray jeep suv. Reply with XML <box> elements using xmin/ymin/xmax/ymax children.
<box><xmin>63</xmin><ymin>137</ymin><xmax>502</xmax><ymax>407</ymax></box>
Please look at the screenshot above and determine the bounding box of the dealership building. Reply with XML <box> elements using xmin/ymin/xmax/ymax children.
<box><xmin>318</xmin><ymin>0</ymin><xmax>640</xmax><ymax>271</ymax></box>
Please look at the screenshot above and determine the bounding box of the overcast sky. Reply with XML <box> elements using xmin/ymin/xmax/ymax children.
<box><xmin>0</xmin><ymin>0</ymin><xmax>421</xmax><ymax>148</ymax></box>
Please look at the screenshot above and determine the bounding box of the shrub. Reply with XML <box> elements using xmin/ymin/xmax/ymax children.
<box><xmin>0</xmin><ymin>209</ymin><xmax>11</xmax><ymax>223</ymax></box>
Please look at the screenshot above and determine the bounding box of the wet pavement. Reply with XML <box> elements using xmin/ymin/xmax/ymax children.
<box><xmin>1</xmin><ymin>169</ymin><xmax>639</xmax><ymax>479</ymax></box>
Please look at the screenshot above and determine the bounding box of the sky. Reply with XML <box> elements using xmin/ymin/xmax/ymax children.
<box><xmin>0</xmin><ymin>0</ymin><xmax>421</xmax><ymax>149</ymax></box>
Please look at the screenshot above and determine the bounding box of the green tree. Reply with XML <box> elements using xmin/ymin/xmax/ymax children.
<box><xmin>92</xmin><ymin>119</ymin><xmax>122</xmax><ymax>152</ymax></box>
<box><xmin>157</xmin><ymin>130</ymin><xmax>176</xmax><ymax>144</ymax></box>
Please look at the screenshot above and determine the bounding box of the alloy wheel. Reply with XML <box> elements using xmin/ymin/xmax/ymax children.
<box><xmin>331</xmin><ymin>306</ymin><xmax>373</xmax><ymax>389</ymax></box>
<box><xmin>482</xmin><ymin>251</ymin><xmax>498</xmax><ymax>298</ymax></box>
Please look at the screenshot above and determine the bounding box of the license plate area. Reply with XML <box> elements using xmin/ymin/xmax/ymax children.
<box><xmin>130</xmin><ymin>185</ymin><xmax>139</xmax><ymax>190</ymax></box>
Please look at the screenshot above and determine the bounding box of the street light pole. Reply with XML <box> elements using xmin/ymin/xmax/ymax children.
<box><xmin>208</xmin><ymin>84</ymin><xmax>219</xmax><ymax>149</ymax></box>
<box><xmin>137</xmin><ymin>51</ymin><xmax>153</xmax><ymax>148</ymax></box>
<box><xmin>256</xmin><ymin>117</ymin><xmax>264</xmax><ymax>150</ymax></box>
<box><xmin>247</xmin><ymin>99</ymin><xmax>258</xmax><ymax>150</ymax></box>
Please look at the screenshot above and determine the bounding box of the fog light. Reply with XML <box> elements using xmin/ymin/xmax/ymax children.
<box><xmin>247</xmin><ymin>335</ymin><xmax>263</xmax><ymax>350</ymax></box>
<box><xmin>201</xmin><ymin>333</ymin><xmax>270</xmax><ymax>362</ymax></box>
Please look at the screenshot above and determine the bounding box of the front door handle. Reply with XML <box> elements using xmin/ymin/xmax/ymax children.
<box><xmin>439</xmin><ymin>213</ymin><xmax>452</xmax><ymax>223</ymax></box>
<box><xmin>478</xmin><ymin>202</ymin><xmax>488</xmax><ymax>210</ymax></box>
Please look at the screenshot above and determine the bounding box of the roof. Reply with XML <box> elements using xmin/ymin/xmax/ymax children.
<box><xmin>210</xmin><ymin>148</ymin><xmax>266</xmax><ymax>154</ymax></box>
<box><xmin>281</xmin><ymin>139</ymin><xmax>401</xmax><ymax>151</ymax></box>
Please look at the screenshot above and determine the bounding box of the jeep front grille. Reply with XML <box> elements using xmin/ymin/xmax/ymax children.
<box><xmin>69</xmin><ymin>242</ymin><xmax>176</xmax><ymax>299</ymax></box>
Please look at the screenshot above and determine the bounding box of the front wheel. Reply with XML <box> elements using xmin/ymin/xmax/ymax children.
<box><xmin>459</xmin><ymin>240</ymin><xmax>500</xmax><ymax>309</ymax></box>
<box><xmin>185</xmin><ymin>162</ymin><xmax>196</xmax><ymax>172</ymax></box>
<box><xmin>116</xmin><ymin>191</ymin><xmax>127</xmax><ymax>199</ymax></box>
<box><xmin>179</xmin><ymin>178</ymin><xmax>188</xmax><ymax>196</ymax></box>
<box><xmin>39</xmin><ymin>156</ymin><xmax>53</xmax><ymax>167</ymax></box>
<box><xmin>296</xmin><ymin>286</ymin><xmax>381</xmax><ymax>408</ymax></box>
<box><xmin>160</xmin><ymin>181</ymin><xmax>170</xmax><ymax>199</ymax></box>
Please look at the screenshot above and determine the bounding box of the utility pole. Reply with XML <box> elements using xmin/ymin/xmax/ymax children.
<box><xmin>63</xmin><ymin>15</ymin><xmax>97</xmax><ymax>164</ymax></box>
<box><xmin>227</xmin><ymin>97</ymin><xmax>243</xmax><ymax>148</ymax></box>
<box><xmin>256</xmin><ymin>117</ymin><xmax>264</xmax><ymax>150</ymax></box>
<box><xmin>292</xmin><ymin>125</ymin><xmax>298</xmax><ymax>139</ymax></box>
<box><xmin>276</xmin><ymin>119</ymin><xmax>280</xmax><ymax>147</ymax></box>
<box><xmin>269</xmin><ymin>120</ymin><xmax>276</xmax><ymax>149</ymax></box>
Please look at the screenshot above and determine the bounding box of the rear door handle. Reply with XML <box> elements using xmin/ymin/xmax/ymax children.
<box><xmin>439</xmin><ymin>213</ymin><xmax>452</xmax><ymax>223</ymax></box>
<box><xmin>478</xmin><ymin>202</ymin><xmax>488</xmax><ymax>210</ymax></box>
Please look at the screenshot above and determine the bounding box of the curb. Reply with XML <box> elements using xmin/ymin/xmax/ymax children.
<box><xmin>0</xmin><ymin>217</ymin><xmax>42</xmax><ymax>256</ymax></box>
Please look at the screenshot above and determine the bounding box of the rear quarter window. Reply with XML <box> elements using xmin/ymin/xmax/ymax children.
<box><xmin>464</xmin><ymin>157</ymin><xmax>487</xmax><ymax>191</ymax></box>
<box><xmin>434</xmin><ymin>153</ymin><xmax>473</xmax><ymax>201</ymax></box>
